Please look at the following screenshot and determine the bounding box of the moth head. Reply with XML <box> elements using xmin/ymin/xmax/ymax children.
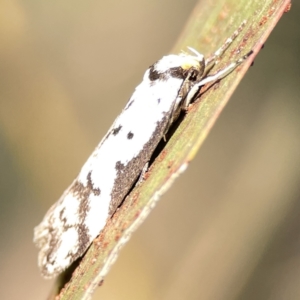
<box><xmin>180</xmin><ymin>47</ymin><xmax>205</xmax><ymax>74</ymax></box>
<box><xmin>149</xmin><ymin>49</ymin><xmax>205</xmax><ymax>82</ymax></box>
<box><xmin>179</xmin><ymin>47</ymin><xmax>206</xmax><ymax>82</ymax></box>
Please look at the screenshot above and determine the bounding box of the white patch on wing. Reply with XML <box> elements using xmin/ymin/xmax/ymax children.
<box><xmin>55</xmin><ymin>227</ymin><xmax>79</xmax><ymax>267</ymax></box>
<box><xmin>84</xmin><ymin>193</ymin><xmax>110</xmax><ymax>238</ymax></box>
<box><xmin>59</xmin><ymin>193</ymin><xmax>80</xmax><ymax>225</ymax></box>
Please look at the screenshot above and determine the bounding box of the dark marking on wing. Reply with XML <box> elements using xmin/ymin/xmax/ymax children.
<box><xmin>148</xmin><ymin>65</ymin><xmax>161</xmax><ymax>81</ymax></box>
<box><xmin>125</xmin><ymin>100</ymin><xmax>134</xmax><ymax>110</ymax></box>
<box><xmin>109</xmin><ymin>113</ymin><xmax>170</xmax><ymax>215</ymax></box>
<box><xmin>86</xmin><ymin>172</ymin><xmax>101</xmax><ymax>196</ymax></box>
<box><xmin>69</xmin><ymin>171</ymin><xmax>101</xmax><ymax>255</ymax></box>
<box><xmin>112</xmin><ymin>125</ymin><xmax>122</xmax><ymax>135</ymax></box>
<box><xmin>115</xmin><ymin>161</ymin><xmax>125</xmax><ymax>172</ymax></box>
<box><xmin>59</xmin><ymin>208</ymin><xmax>66</xmax><ymax>224</ymax></box>
<box><xmin>127</xmin><ymin>132</ymin><xmax>134</xmax><ymax>139</ymax></box>
<box><xmin>44</xmin><ymin>208</ymin><xmax>73</xmax><ymax>274</ymax></box>
<box><xmin>149</xmin><ymin>65</ymin><xmax>188</xmax><ymax>82</ymax></box>
<box><xmin>71</xmin><ymin>172</ymin><xmax>101</xmax><ymax>220</ymax></box>
<box><xmin>77</xmin><ymin>224</ymin><xmax>90</xmax><ymax>254</ymax></box>
<box><xmin>72</xmin><ymin>172</ymin><xmax>100</xmax><ymax>201</ymax></box>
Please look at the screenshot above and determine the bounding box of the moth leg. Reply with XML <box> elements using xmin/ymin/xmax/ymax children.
<box><xmin>163</xmin><ymin>64</ymin><xmax>201</xmax><ymax>136</ymax></box>
<box><xmin>199</xmin><ymin>50</ymin><xmax>252</xmax><ymax>86</ymax></box>
<box><xmin>163</xmin><ymin>65</ymin><xmax>196</xmax><ymax>137</ymax></box>
<box><xmin>137</xmin><ymin>162</ymin><xmax>149</xmax><ymax>185</ymax></box>
<box><xmin>179</xmin><ymin>67</ymin><xmax>205</xmax><ymax>118</ymax></box>
<box><xmin>183</xmin><ymin>50</ymin><xmax>253</xmax><ymax>109</ymax></box>
<box><xmin>204</xmin><ymin>20</ymin><xmax>247</xmax><ymax>76</ymax></box>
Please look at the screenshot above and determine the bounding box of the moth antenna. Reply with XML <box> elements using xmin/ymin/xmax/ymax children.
<box><xmin>187</xmin><ymin>46</ymin><xmax>204</xmax><ymax>61</ymax></box>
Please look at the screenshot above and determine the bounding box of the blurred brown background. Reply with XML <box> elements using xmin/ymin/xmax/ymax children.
<box><xmin>0</xmin><ymin>1</ymin><xmax>299</xmax><ymax>299</ymax></box>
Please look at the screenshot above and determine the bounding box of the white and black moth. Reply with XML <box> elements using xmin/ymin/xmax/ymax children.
<box><xmin>34</xmin><ymin>22</ymin><xmax>253</xmax><ymax>278</ymax></box>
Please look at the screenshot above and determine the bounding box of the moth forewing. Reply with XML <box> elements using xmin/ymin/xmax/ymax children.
<box><xmin>33</xmin><ymin>56</ymin><xmax>202</xmax><ymax>278</ymax></box>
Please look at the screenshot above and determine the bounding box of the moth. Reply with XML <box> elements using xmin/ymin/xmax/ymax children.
<box><xmin>34</xmin><ymin>22</ymin><xmax>253</xmax><ymax>278</ymax></box>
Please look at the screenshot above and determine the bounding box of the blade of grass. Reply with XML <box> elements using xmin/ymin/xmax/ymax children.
<box><xmin>51</xmin><ymin>0</ymin><xmax>291</xmax><ymax>299</ymax></box>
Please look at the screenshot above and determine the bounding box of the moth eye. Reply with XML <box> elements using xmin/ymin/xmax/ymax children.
<box><xmin>190</xmin><ymin>69</ymin><xmax>199</xmax><ymax>81</ymax></box>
